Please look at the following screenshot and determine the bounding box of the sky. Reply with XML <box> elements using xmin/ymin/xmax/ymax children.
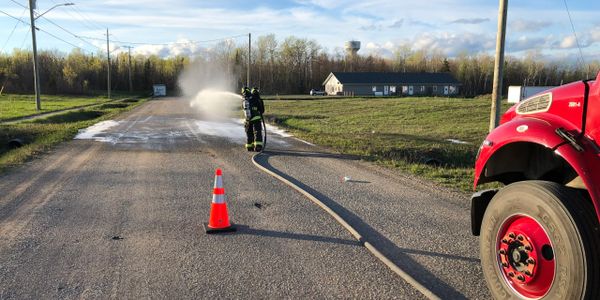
<box><xmin>1</xmin><ymin>0</ymin><xmax>599</xmax><ymax>63</ymax></box>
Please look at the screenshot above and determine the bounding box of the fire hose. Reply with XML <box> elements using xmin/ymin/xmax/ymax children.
<box><xmin>250</xmin><ymin>124</ymin><xmax>439</xmax><ymax>300</ymax></box>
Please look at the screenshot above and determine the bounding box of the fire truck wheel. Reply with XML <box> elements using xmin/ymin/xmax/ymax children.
<box><xmin>480</xmin><ymin>180</ymin><xmax>600</xmax><ymax>299</ymax></box>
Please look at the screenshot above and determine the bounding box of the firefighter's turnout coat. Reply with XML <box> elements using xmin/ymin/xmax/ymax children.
<box><xmin>243</xmin><ymin>92</ymin><xmax>265</xmax><ymax>150</ymax></box>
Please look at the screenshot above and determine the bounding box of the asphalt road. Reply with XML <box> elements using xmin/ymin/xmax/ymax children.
<box><xmin>0</xmin><ymin>97</ymin><xmax>489</xmax><ymax>299</ymax></box>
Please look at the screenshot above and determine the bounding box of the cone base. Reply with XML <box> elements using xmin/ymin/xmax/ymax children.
<box><xmin>203</xmin><ymin>222</ymin><xmax>237</xmax><ymax>234</ymax></box>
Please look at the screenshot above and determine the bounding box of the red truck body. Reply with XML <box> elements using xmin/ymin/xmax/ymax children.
<box><xmin>472</xmin><ymin>72</ymin><xmax>600</xmax><ymax>299</ymax></box>
<box><xmin>474</xmin><ymin>73</ymin><xmax>600</xmax><ymax>222</ymax></box>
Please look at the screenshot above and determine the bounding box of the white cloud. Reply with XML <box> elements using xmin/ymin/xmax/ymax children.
<box><xmin>5</xmin><ymin>0</ymin><xmax>598</xmax><ymax>62</ymax></box>
<box><xmin>361</xmin><ymin>32</ymin><xmax>495</xmax><ymax>58</ymax></box>
<box><xmin>389</xmin><ymin>19</ymin><xmax>404</xmax><ymax>28</ymax></box>
<box><xmin>132</xmin><ymin>39</ymin><xmax>206</xmax><ymax>57</ymax></box>
<box><xmin>507</xmin><ymin>35</ymin><xmax>551</xmax><ymax>52</ymax></box>
<box><xmin>450</xmin><ymin>18</ymin><xmax>489</xmax><ymax>24</ymax></box>
<box><xmin>589</xmin><ymin>26</ymin><xmax>600</xmax><ymax>43</ymax></box>
<box><xmin>411</xmin><ymin>32</ymin><xmax>494</xmax><ymax>56</ymax></box>
<box><xmin>510</xmin><ymin>20</ymin><xmax>554</xmax><ymax>33</ymax></box>
<box><xmin>559</xmin><ymin>36</ymin><xmax>578</xmax><ymax>49</ymax></box>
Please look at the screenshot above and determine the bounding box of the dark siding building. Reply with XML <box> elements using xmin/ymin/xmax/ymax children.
<box><xmin>323</xmin><ymin>72</ymin><xmax>461</xmax><ymax>96</ymax></box>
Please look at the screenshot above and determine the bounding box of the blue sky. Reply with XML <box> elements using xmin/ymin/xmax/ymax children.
<box><xmin>1</xmin><ymin>0</ymin><xmax>599</xmax><ymax>62</ymax></box>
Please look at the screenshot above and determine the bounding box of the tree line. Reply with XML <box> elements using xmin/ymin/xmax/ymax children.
<box><xmin>1</xmin><ymin>34</ymin><xmax>598</xmax><ymax>97</ymax></box>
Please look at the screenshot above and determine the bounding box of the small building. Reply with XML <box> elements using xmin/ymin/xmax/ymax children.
<box><xmin>322</xmin><ymin>72</ymin><xmax>461</xmax><ymax>96</ymax></box>
<box><xmin>153</xmin><ymin>84</ymin><xmax>167</xmax><ymax>97</ymax></box>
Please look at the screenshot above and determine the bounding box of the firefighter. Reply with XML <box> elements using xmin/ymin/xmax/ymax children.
<box><xmin>241</xmin><ymin>86</ymin><xmax>265</xmax><ymax>151</ymax></box>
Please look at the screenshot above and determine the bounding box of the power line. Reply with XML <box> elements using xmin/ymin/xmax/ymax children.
<box><xmin>36</xmin><ymin>17</ymin><xmax>102</xmax><ymax>50</ymax></box>
<box><xmin>1</xmin><ymin>8</ymin><xmax>93</xmax><ymax>54</ymax></box>
<box><xmin>0</xmin><ymin>8</ymin><xmax>28</xmax><ymax>24</ymax></box>
<box><xmin>77</xmin><ymin>33</ymin><xmax>249</xmax><ymax>47</ymax></box>
<box><xmin>8</xmin><ymin>0</ymin><xmax>101</xmax><ymax>52</ymax></box>
<box><xmin>71</xmin><ymin>4</ymin><xmax>105</xmax><ymax>31</ymax></box>
<box><xmin>8</xmin><ymin>0</ymin><xmax>27</xmax><ymax>9</ymax></box>
<box><xmin>37</xmin><ymin>27</ymin><xmax>92</xmax><ymax>53</ymax></box>
<box><xmin>1</xmin><ymin>8</ymin><xmax>27</xmax><ymax>54</ymax></box>
<box><xmin>48</xmin><ymin>0</ymin><xmax>98</xmax><ymax>32</ymax></box>
<box><xmin>563</xmin><ymin>0</ymin><xmax>587</xmax><ymax>76</ymax></box>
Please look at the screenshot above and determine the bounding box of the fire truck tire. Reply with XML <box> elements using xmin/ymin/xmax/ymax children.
<box><xmin>480</xmin><ymin>180</ymin><xmax>600</xmax><ymax>299</ymax></box>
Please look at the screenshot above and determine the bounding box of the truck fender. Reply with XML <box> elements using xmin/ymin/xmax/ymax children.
<box><xmin>474</xmin><ymin>117</ymin><xmax>575</xmax><ymax>188</ymax></box>
<box><xmin>554</xmin><ymin>143</ymin><xmax>600</xmax><ymax>223</ymax></box>
<box><xmin>474</xmin><ymin>117</ymin><xmax>600</xmax><ymax>230</ymax></box>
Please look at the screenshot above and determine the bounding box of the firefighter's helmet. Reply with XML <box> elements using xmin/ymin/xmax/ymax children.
<box><xmin>241</xmin><ymin>86</ymin><xmax>250</xmax><ymax>96</ymax></box>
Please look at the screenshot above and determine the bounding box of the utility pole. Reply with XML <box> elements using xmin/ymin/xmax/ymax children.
<box><xmin>29</xmin><ymin>0</ymin><xmax>42</xmax><ymax>111</ymax></box>
<box><xmin>27</xmin><ymin>1</ymin><xmax>74</xmax><ymax>110</ymax></box>
<box><xmin>123</xmin><ymin>45</ymin><xmax>133</xmax><ymax>93</ymax></box>
<box><xmin>489</xmin><ymin>0</ymin><xmax>508</xmax><ymax>132</ymax></box>
<box><xmin>247</xmin><ymin>33</ymin><xmax>251</xmax><ymax>87</ymax></box>
<box><xmin>106</xmin><ymin>28</ymin><xmax>111</xmax><ymax>99</ymax></box>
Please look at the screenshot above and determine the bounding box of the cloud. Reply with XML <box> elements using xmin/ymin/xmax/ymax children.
<box><xmin>558</xmin><ymin>36</ymin><xmax>578</xmax><ymax>49</ymax></box>
<box><xmin>132</xmin><ymin>39</ymin><xmax>207</xmax><ymax>57</ymax></box>
<box><xmin>364</xmin><ymin>42</ymin><xmax>393</xmax><ymax>57</ymax></box>
<box><xmin>363</xmin><ymin>32</ymin><xmax>495</xmax><ymax>58</ymax></box>
<box><xmin>410</xmin><ymin>32</ymin><xmax>494</xmax><ymax>56</ymax></box>
<box><xmin>510</xmin><ymin>20</ymin><xmax>553</xmax><ymax>33</ymax></box>
<box><xmin>359</xmin><ymin>24</ymin><xmax>382</xmax><ymax>31</ymax></box>
<box><xmin>389</xmin><ymin>19</ymin><xmax>404</xmax><ymax>28</ymax></box>
<box><xmin>589</xmin><ymin>26</ymin><xmax>600</xmax><ymax>43</ymax></box>
<box><xmin>408</xmin><ymin>19</ymin><xmax>437</xmax><ymax>28</ymax></box>
<box><xmin>450</xmin><ymin>18</ymin><xmax>489</xmax><ymax>24</ymax></box>
<box><xmin>294</xmin><ymin>0</ymin><xmax>340</xmax><ymax>9</ymax></box>
<box><xmin>507</xmin><ymin>36</ymin><xmax>550</xmax><ymax>52</ymax></box>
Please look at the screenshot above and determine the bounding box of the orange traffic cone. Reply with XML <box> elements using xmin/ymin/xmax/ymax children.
<box><xmin>204</xmin><ymin>168</ymin><xmax>236</xmax><ymax>234</ymax></box>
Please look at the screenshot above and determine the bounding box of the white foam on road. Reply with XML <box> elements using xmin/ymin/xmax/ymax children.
<box><xmin>265</xmin><ymin>123</ymin><xmax>293</xmax><ymax>137</ymax></box>
<box><xmin>233</xmin><ymin>118</ymin><xmax>293</xmax><ymax>138</ymax></box>
<box><xmin>74</xmin><ymin>120</ymin><xmax>120</xmax><ymax>142</ymax></box>
<box><xmin>445</xmin><ymin>139</ymin><xmax>470</xmax><ymax>144</ymax></box>
<box><xmin>194</xmin><ymin>120</ymin><xmax>245</xmax><ymax>140</ymax></box>
<box><xmin>74</xmin><ymin>117</ymin><xmax>294</xmax><ymax>146</ymax></box>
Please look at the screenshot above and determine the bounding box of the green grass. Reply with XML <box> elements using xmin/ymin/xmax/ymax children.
<box><xmin>0</xmin><ymin>93</ymin><xmax>136</xmax><ymax>122</ymax></box>
<box><xmin>0</xmin><ymin>97</ymin><xmax>147</xmax><ymax>173</ymax></box>
<box><xmin>265</xmin><ymin>96</ymin><xmax>512</xmax><ymax>191</ymax></box>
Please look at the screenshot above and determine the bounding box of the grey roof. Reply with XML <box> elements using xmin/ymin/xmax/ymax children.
<box><xmin>326</xmin><ymin>72</ymin><xmax>460</xmax><ymax>85</ymax></box>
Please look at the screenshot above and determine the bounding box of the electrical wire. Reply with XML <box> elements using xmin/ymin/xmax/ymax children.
<box><xmin>71</xmin><ymin>4</ymin><xmax>106</xmax><ymax>31</ymax></box>
<box><xmin>563</xmin><ymin>0</ymin><xmax>587</xmax><ymax>77</ymax></box>
<box><xmin>0</xmin><ymin>9</ymin><xmax>93</xmax><ymax>54</ymax></box>
<box><xmin>49</xmin><ymin>0</ymin><xmax>101</xmax><ymax>32</ymax></box>
<box><xmin>8</xmin><ymin>0</ymin><xmax>102</xmax><ymax>52</ymax></box>
<box><xmin>77</xmin><ymin>34</ymin><xmax>249</xmax><ymax>46</ymax></box>
<box><xmin>8</xmin><ymin>0</ymin><xmax>27</xmax><ymax>9</ymax></box>
<box><xmin>36</xmin><ymin>17</ymin><xmax>101</xmax><ymax>50</ymax></box>
<box><xmin>0</xmin><ymin>9</ymin><xmax>28</xmax><ymax>24</ymax></box>
<box><xmin>1</xmin><ymin>8</ymin><xmax>27</xmax><ymax>54</ymax></box>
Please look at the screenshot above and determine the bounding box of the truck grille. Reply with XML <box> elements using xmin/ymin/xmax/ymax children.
<box><xmin>516</xmin><ymin>93</ymin><xmax>552</xmax><ymax>114</ymax></box>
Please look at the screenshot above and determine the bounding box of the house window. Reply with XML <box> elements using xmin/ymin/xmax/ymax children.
<box><xmin>449</xmin><ymin>86</ymin><xmax>457</xmax><ymax>94</ymax></box>
<box><xmin>402</xmin><ymin>86</ymin><xmax>408</xmax><ymax>94</ymax></box>
<box><xmin>420</xmin><ymin>86</ymin><xmax>426</xmax><ymax>93</ymax></box>
<box><xmin>433</xmin><ymin>86</ymin><xmax>438</xmax><ymax>93</ymax></box>
<box><xmin>372</xmin><ymin>86</ymin><xmax>377</xmax><ymax>92</ymax></box>
<box><xmin>390</xmin><ymin>86</ymin><xmax>396</xmax><ymax>93</ymax></box>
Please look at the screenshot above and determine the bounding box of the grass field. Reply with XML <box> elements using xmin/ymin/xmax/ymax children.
<box><xmin>265</xmin><ymin>96</ymin><xmax>512</xmax><ymax>191</ymax></box>
<box><xmin>0</xmin><ymin>94</ymin><xmax>129</xmax><ymax>122</ymax></box>
<box><xmin>0</xmin><ymin>97</ymin><xmax>147</xmax><ymax>173</ymax></box>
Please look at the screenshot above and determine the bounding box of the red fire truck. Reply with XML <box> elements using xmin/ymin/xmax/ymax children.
<box><xmin>471</xmin><ymin>72</ymin><xmax>600</xmax><ymax>299</ymax></box>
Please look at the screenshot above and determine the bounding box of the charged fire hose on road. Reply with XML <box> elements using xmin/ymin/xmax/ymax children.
<box><xmin>250</xmin><ymin>141</ymin><xmax>440</xmax><ymax>300</ymax></box>
<box><xmin>260</xmin><ymin>111</ymin><xmax>267</xmax><ymax>153</ymax></box>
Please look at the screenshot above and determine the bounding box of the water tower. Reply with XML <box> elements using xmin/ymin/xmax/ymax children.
<box><xmin>345</xmin><ymin>41</ymin><xmax>361</xmax><ymax>57</ymax></box>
